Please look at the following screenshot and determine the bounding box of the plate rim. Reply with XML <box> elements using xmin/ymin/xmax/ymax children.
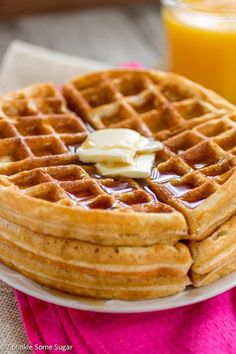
<box><xmin>0</xmin><ymin>263</ymin><xmax>236</xmax><ymax>313</ymax></box>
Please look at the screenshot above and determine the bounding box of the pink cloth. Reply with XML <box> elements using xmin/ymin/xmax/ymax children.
<box><xmin>13</xmin><ymin>62</ymin><xmax>236</xmax><ymax>353</ymax></box>
<box><xmin>119</xmin><ymin>61</ymin><xmax>142</xmax><ymax>68</ymax></box>
<box><xmin>15</xmin><ymin>289</ymin><xmax>236</xmax><ymax>354</ymax></box>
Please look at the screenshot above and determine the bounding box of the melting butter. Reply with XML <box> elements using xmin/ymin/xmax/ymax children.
<box><xmin>96</xmin><ymin>154</ymin><xmax>156</xmax><ymax>178</ymax></box>
<box><xmin>76</xmin><ymin>128</ymin><xmax>163</xmax><ymax>178</ymax></box>
<box><xmin>136</xmin><ymin>136</ymin><xmax>163</xmax><ymax>154</ymax></box>
<box><xmin>77</xmin><ymin>129</ymin><xmax>140</xmax><ymax>164</ymax></box>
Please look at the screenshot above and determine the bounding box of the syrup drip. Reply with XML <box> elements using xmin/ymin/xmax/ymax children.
<box><xmin>110</xmin><ymin>199</ymin><xmax>128</xmax><ymax>209</ymax></box>
<box><xmin>67</xmin><ymin>192</ymin><xmax>94</xmax><ymax>205</ymax></box>
<box><xmin>181</xmin><ymin>199</ymin><xmax>205</xmax><ymax>209</ymax></box>
<box><xmin>85</xmin><ymin>121</ymin><xmax>95</xmax><ymax>133</ymax></box>
<box><xmin>137</xmin><ymin>180</ymin><xmax>160</xmax><ymax>203</ymax></box>
<box><xmin>101</xmin><ymin>180</ymin><xmax>133</xmax><ymax>195</ymax></box>
<box><xmin>207</xmin><ymin>175</ymin><xmax>216</xmax><ymax>180</ymax></box>
<box><xmin>151</xmin><ymin>168</ymin><xmax>180</xmax><ymax>183</ymax></box>
<box><xmin>165</xmin><ymin>183</ymin><xmax>192</xmax><ymax>198</ymax></box>
<box><xmin>152</xmin><ymin>169</ymin><xmax>205</xmax><ymax>209</ymax></box>
<box><xmin>68</xmin><ymin>144</ymin><xmax>80</xmax><ymax>154</ymax></box>
<box><xmin>68</xmin><ymin>191</ymin><xmax>116</xmax><ymax>210</ymax></box>
<box><xmin>143</xmin><ymin>185</ymin><xmax>160</xmax><ymax>203</ymax></box>
<box><xmin>93</xmin><ymin>173</ymin><xmax>103</xmax><ymax>179</ymax></box>
<box><xmin>163</xmin><ymin>181</ymin><xmax>205</xmax><ymax>209</ymax></box>
<box><xmin>79</xmin><ymin>198</ymin><xmax>97</xmax><ymax>209</ymax></box>
<box><xmin>177</xmin><ymin>149</ymin><xmax>185</xmax><ymax>154</ymax></box>
<box><xmin>193</xmin><ymin>162</ymin><xmax>207</xmax><ymax>170</ymax></box>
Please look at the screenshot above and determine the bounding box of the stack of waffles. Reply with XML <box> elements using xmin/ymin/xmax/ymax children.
<box><xmin>0</xmin><ymin>69</ymin><xmax>236</xmax><ymax>300</ymax></box>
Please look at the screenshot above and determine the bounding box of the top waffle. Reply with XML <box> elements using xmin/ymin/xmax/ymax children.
<box><xmin>0</xmin><ymin>69</ymin><xmax>235</xmax><ymax>246</ymax></box>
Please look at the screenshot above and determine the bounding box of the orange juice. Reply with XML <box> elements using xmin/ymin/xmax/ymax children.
<box><xmin>162</xmin><ymin>0</ymin><xmax>236</xmax><ymax>104</ymax></box>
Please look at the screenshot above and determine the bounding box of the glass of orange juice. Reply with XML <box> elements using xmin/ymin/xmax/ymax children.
<box><xmin>161</xmin><ymin>0</ymin><xmax>236</xmax><ymax>104</ymax></box>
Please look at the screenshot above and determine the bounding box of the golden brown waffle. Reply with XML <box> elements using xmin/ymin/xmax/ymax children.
<box><xmin>0</xmin><ymin>165</ymin><xmax>187</xmax><ymax>246</ymax></box>
<box><xmin>63</xmin><ymin>69</ymin><xmax>234</xmax><ymax>141</ymax></box>
<box><xmin>0</xmin><ymin>217</ymin><xmax>191</xmax><ymax>300</ymax></box>
<box><xmin>146</xmin><ymin>116</ymin><xmax>236</xmax><ymax>240</ymax></box>
<box><xmin>0</xmin><ymin>70</ymin><xmax>235</xmax><ymax>246</ymax></box>
<box><xmin>189</xmin><ymin>215</ymin><xmax>236</xmax><ymax>286</ymax></box>
<box><xmin>63</xmin><ymin>70</ymin><xmax>236</xmax><ymax>240</ymax></box>
<box><xmin>0</xmin><ymin>83</ymin><xmax>87</xmax><ymax>175</ymax></box>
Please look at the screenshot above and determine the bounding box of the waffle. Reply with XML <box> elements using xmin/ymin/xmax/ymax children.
<box><xmin>147</xmin><ymin>117</ymin><xmax>236</xmax><ymax>240</ymax></box>
<box><xmin>0</xmin><ymin>83</ymin><xmax>87</xmax><ymax>175</ymax></box>
<box><xmin>0</xmin><ymin>69</ymin><xmax>235</xmax><ymax>300</ymax></box>
<box><xmin>0</xmin><ymin>79</ymin><xmax>191</xmax><ymax>247</ymax></box>
<box><xmin>189</xmin><ymin>215</ymin><xmax>236</xmax><ymax>286</ymax></box>
<box><xmin>0</xmin><ymin>164</ymin><xmax>187</xmax><ymax>246</ymax></box>
<box><xmin>0</xmin><ymin>217</ymin><xmax>191</xmax><ymax>300</ymax></box>
<box><xmin>63</xmin><ymin>70</ymin><xmax>236</xmax><ymax>240</ymax></box>
<box><xmin>63</xmin><ymin>69</ymin><xmax>234</xmax><ymax>140</ymax></box>
<box><xmin>0</xmin><ymin>70</ymin><xmax>234</xmax><ymax>246</ymax></box>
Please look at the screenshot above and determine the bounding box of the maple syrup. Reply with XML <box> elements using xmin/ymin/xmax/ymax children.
<box><xmin>151</xmin><ymin>168</ymin><xmax>180</xmax><ymax>183</ymax></box>
<box><xmin>193</xmin><ymin>162</ymin><xmax>207</xmax><ymax>170</ymax></box>
<box><xmin>67</xmin><ymin>192</ymin><xmax>94</xmax><ymax>205</ymax></box>
<box><xmin>181</xmin><ymin>199</ymin><xmax>205</xmax><ymax>209</ymax></box>
<box><xmin>165</xmin><ymin>183</ymin><xmax>192</xmax><ymax>198</ymax></box>
<box><xmin>143</xmin><ymin>185</ymin><xmax>160</xmax><ymax>203</ymax></box>
<box><xmin>85</xmin><ymin>121</ymin><xmax>95</xmax><ymax>133</ymax></box>
<box><xmin>68</xmin><ymin>144</ymin><xmax>80</xmax><ymax>154</ymax></box>
<box><xmin>101</xmin><ymin>180</ymin><xmax>133</xmax><ymax>195</ymax></box>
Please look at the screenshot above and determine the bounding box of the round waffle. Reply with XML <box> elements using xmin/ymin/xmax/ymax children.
<box><xmin>0</xmin><ymin>70</ymin><xmax>235</xmax><ymax>246</ymax></box>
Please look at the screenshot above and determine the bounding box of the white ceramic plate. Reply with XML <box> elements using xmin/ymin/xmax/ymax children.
<box><xmin>0</xmin><ymin>263</ymin><xmax>235</xmax><ymax>313</ymax></box>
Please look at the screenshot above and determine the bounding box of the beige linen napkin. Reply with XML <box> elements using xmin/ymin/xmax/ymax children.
<box><xmin>0</xmin><ymin>40</ymin><xmax>109</xmax><ymax>353</ymax></box>
<box><xmin>0</xmin><ymin>40</ymin><xmax>109</xmax><ymax>94</ymax></box>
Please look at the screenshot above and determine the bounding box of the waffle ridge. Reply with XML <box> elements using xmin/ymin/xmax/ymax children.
<box><xmin>145</xmin><ymin>113</ymin><xmax>236</xmax><ymax>238</ymax></box>
<box><xmin>63</xmin><ymin>69</ymin><xmax>234</xmax><ymax>140</ymax></box>
<box><xmin>0</xmin><ymin>83</ymin><xmax>88</xmax><ymax>176</ymax></box>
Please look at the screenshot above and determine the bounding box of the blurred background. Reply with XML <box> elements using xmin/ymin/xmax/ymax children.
<box><xmin>1</xmin><ymin>1</ymin><xmax>235</xmax><ymax>103</ymax></box>
<box><xmin>0</xmin><ymin>0</ymin><xmax>164</xmax><ymax>67</ymax></box>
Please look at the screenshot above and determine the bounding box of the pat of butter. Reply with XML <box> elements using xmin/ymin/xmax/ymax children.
<box><xmin>77</xmin><ymin>129</ymin><xmax>140</xmax><ymax>164</ymax></box>
<box><xmin>77</xmin><ymin>128</ymin><xmax>163</xmax><ymax>163</ymax></box>
<box><xmin>96</xmin><ymin>154</ymin><xmax>155</xmax><ymax>178</ymax></box>
<box><xmin>136</xmin><ymin>136</ymin><xmax>163</xmax><ymax>154</ymax></box>
<box><xmin>76</xmin><ymin>128</ymin><xmax>163</xmax><ymax>178</ymax></box>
